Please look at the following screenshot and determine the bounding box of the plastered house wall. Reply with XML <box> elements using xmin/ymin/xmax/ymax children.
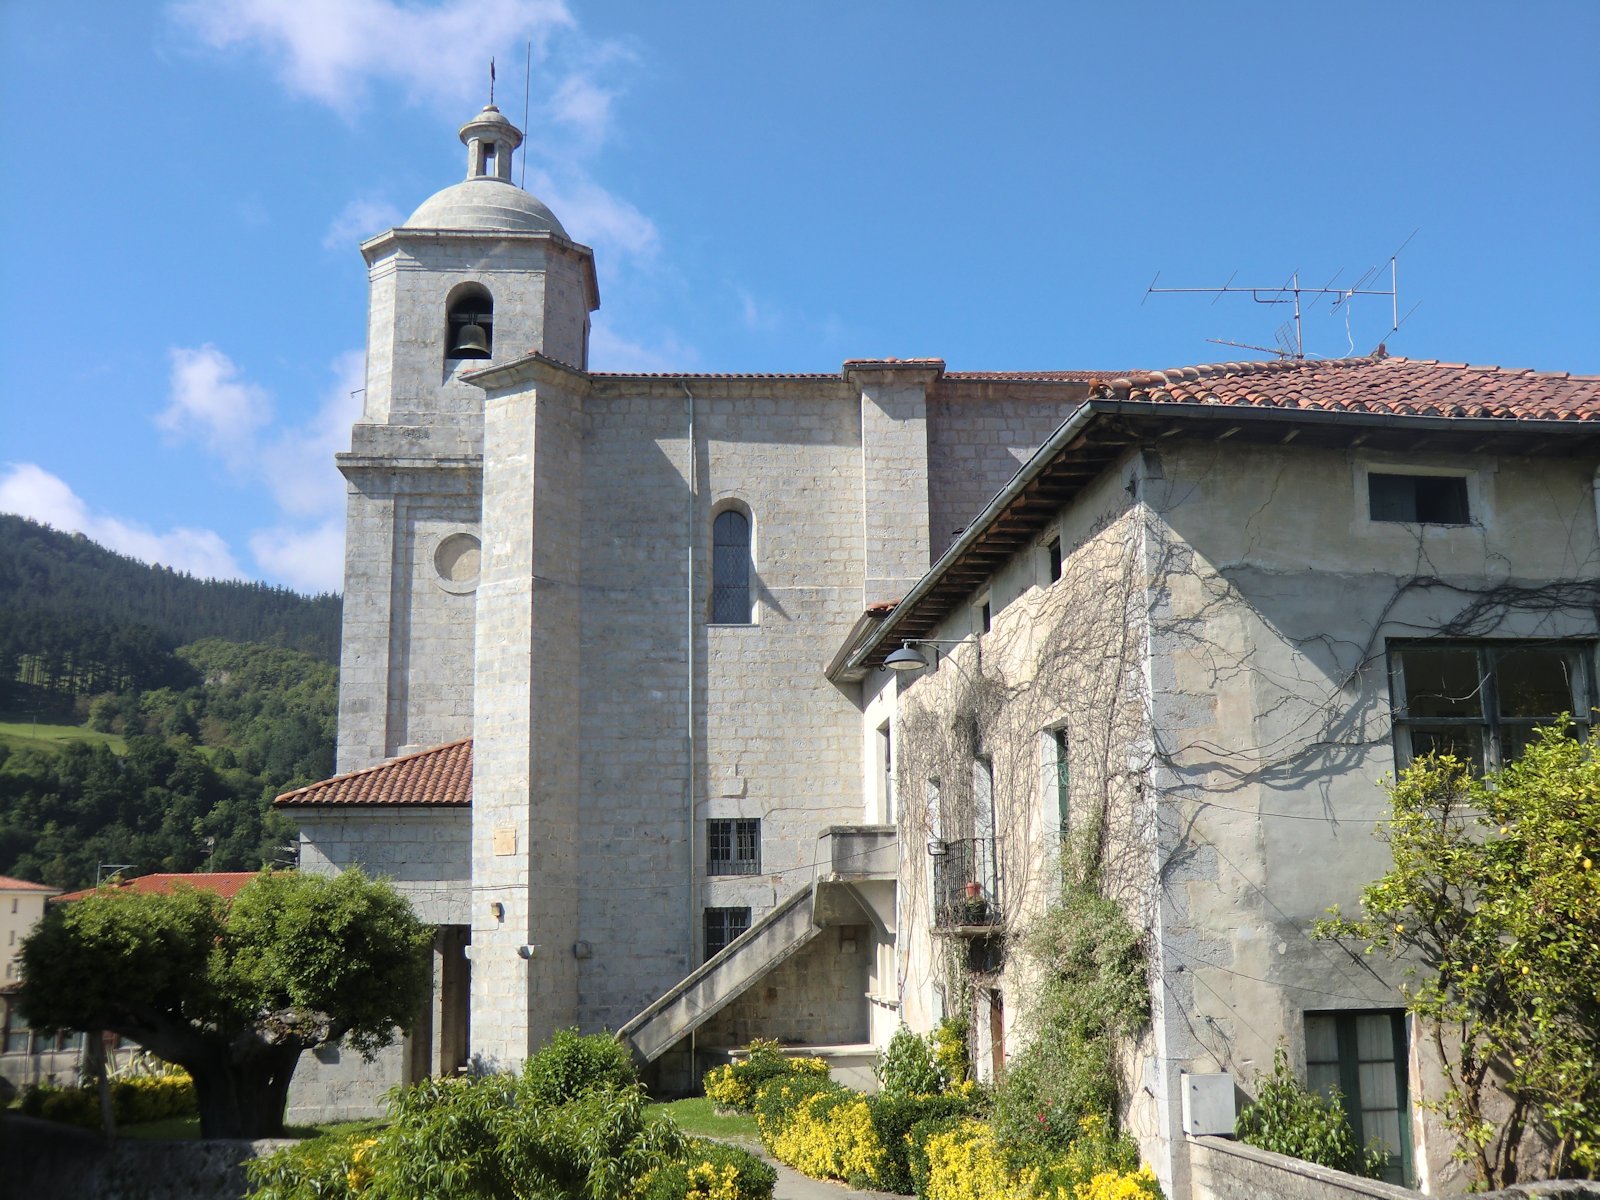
<box><xmin>887</xmin><ymin>439</ymin><xmax>1600</xmax><ymax>1198</ymax></box>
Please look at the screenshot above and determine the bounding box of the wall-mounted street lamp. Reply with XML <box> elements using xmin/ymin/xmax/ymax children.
<box><xmin>884</xmin><ymin>639</ymin><xmax>972</xmax><ymax>672</ymax></box>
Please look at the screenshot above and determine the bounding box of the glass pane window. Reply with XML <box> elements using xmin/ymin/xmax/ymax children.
<box><xmin>707</xmin><ymin>819</ymin><xmax>760</xmax><ymax>876</ymax></box>
<box><xmin>703</xmin><ymin>907</ymin><xmax>751</xmax><ymax>961</ymax></box>
<box><xmin>1390</xmin><ymin>641</ymin><xmax>1593</xmax><ymax>770</ymax></box>
<box><xmin>1368</xmin><ymin>473</ymin><xmax>1470</xmax><ymax>524</ymax></box>
<box><xmin>1305</xmin><ymin>1010</ymin><xmax>1412</xmax><ymax>1186</ymax></box>
<box><xmin>711</xmin><ymin>510</ymin><xmax>753</xmax><ymax>624</ymax></box>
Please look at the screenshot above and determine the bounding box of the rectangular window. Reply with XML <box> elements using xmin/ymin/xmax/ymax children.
<box><xmin>703</xmin><ymin>907</ymin><xmax>751</xmax><ymax>961</ymax></box>
<box><xmin>1390</xmin><ymin>641</ymin><xmax>1593</xmax><ymax>771</ymax></box>
<box><xmin>977</xmin><ymin>595</ymin><xmax>992</xmax><ymax>634</ymax></box>
<box><xmin>1305</xmin><ymin>1010</ymin><xmax>1412</xmax><ymax>1186</ymax></box>
<box><xmin>1047</xmin><ymin>728</ymin><xmax>1070</xmax><ymax>839</ymax></box>
<box><xmin>1368</xmin><ymin>473</ymin><xmax>1470</xmax><ymax>524</ymax></box>
<box><xmin>879</xmin><ymin>723</ymin><xmax>895</xmax><ymax>823</ymax></box>
<box><xmin>972</xmin><ymin>757</ymin><xmax>997</xmax><ymax>900</ymax></box>
<box><xmin>1046</xmin><ymin>537</ymin><xmax>1062</xmax><ymax>583</ymax></box>
<box><xmin>707</xmin><ymin>819</ymin><xmax>760</xmax><ymax>876</ymax></box>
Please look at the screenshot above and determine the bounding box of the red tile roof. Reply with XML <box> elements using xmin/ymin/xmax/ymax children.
<box><xmin>0</xmin><ymin>875</ymin><xmax>58</xmax><ymax>893</ymax></box>
<box><xmin>274</xmin><ymin>738</ymin><xmax>473</xmax><ymax>808</ymax></box>
<box><xmin>54</xmin><ymin>872</ymin><xmax>261</xmax><ymax>904</ymax></box>
<box><xmin>1094</xmin><ymin>354</ymin><xmax>1600</xmax><ymax>421</ymax></box>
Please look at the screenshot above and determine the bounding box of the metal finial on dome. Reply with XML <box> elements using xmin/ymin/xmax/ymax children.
<box><xmin>489</xmin><ymin>57</ymin><xmax>496</xmax><ymax>106</ymax></box>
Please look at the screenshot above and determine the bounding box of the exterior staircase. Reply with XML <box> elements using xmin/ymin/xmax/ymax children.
<box><xmin>617</xmin><ymin>824</ymin><xmax>898</xmax><ymax>1065</ymax></box>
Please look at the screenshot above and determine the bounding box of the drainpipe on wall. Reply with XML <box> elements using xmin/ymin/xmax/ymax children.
<box><xmin>683</xmin><ymin>382</ymin><xmax>698</xmax><ymax>977</ymax></box>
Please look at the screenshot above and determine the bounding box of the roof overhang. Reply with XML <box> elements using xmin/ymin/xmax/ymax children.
<box><xmin>832</xmin><ymin>400</ymin><xmax>1600</xmax><ymax>681</ymax></box>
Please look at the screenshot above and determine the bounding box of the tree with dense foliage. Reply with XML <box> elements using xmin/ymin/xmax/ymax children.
<box><xmin>18</xmin><ymin>869</ymin><xmax>430</xmax><ymax>1138</ymax></box>
<box><xmin>1316</xmin><ymin>722</ymin><xmax>1600</xmax><ymax>1186</ymax></box>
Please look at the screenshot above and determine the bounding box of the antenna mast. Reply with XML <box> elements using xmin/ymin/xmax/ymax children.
<box><xmin>1144</xmin><ymin>233</ymin><xmax>1418</xmax><ymax>359</ymax></box>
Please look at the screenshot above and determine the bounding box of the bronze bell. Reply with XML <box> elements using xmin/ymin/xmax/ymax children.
<box><xmin>451</xmin><ymin>321</ymin><xmax>491</xmax><ymax>359</ymax></box>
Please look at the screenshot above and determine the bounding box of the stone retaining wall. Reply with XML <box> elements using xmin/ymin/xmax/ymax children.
<box><xmin>1188</xmin><ymin>1134</ymin><xmax>1423</xmax><ymax>1200</ymax></box>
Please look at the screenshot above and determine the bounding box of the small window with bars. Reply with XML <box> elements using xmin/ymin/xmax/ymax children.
<box><xmin>704</xmin><ymin>906</ymin><xmax>751</xmax><ymax>961</ymax></box>
<box><xmin>707</xmin><ymin>818</ymin><xmax>760</xmax><ymax>876</ymax></box>
<box><xmin>1368</xmin><ymin>472</ymin><xmax>1470</xmax><ymax>525</ymax></box>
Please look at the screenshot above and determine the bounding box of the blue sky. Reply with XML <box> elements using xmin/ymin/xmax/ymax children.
<box><xmin>3</xmin><ymin>2</ymin><xmax>1597</xmax><ymax>594</ymax></box>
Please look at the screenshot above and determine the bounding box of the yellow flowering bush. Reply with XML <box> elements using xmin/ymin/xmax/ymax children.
<box><xmin>703</xmin><ymin>1039</ymin><xmax>829</xmax><ymax>1111</ymax></box>
<box><xmin>762</xmin><ymin>1085</ymin><xmax>884</xmax><ymax>1186</ymax></box>
<box><xmin>933</xmin><ymin>1017</ymin><xmax>971</xmax><ymax>1088</ymax></box>
<box><xmin>1068</xmin><ymin>1166</ymin><xmax>1161</xmax><ymax>1200</ymax></box>
<box><xmin>344</xmin><ymin>1137</ymin><xmax>379</xmax><ymax>1193</ymax></box>
<box><xmin>922</xmin><ymin>1119</ymin><xmax>1039</xmax><ymax>1200</ymax></box>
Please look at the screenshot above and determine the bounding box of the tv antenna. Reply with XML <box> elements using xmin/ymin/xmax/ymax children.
<box><xmin>1143</xmin><ymin>231</ymin><xmax>1419</xmax><ymax>359</ymax></box>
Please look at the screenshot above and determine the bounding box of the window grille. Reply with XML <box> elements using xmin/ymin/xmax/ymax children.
<box><xmin>703</xmin><ymin>906</ymin><xmax>751</xmax><ymax>961</ymax></box>
<box><xmin>707</xmin><ymin>819</ymin><xmax>760</xmax><ymax>876</ymax></box>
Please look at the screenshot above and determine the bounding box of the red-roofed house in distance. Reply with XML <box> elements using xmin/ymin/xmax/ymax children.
<box><xmin>50</xmin><ymin>871</ymin><xmax>263</xmax><ymax>905</ymax></box>
<box><xmin>1</xmin><ymin>874</ymin><xmax>63</xmax><ymax>1095</ymax></box>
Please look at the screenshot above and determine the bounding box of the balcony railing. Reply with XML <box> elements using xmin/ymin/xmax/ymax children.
<box><xmin>930</xmin><ymin>837</ymin><xmax>1003</xmax><ymax>931</ymax></box>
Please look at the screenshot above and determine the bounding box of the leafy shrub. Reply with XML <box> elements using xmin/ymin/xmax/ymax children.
<box><xmin>908</xmin><ymin>1114</ymin><xmax>968</xmax><ymax>1198</ymax></box>
<box><xmin>868</xmin><ymin>1092</ymin><xmax>980</xmax><ymax>1193</ymax></box>
<box><xmin>919</xmin><ymin>1117</ymin><xmax>1159</xmax><ymax>1200</ymax></box>
<box><xmin>921</xmin><ymin>1118</ymin><xmax>1034</xmax><ymax>1200</ymax></box>
<box><xmin>992</xmin><ymin>888</ymin><xmax>1146</xmax><ymax>1156</ymax></box>
<box><xmin>637</xmin><ymin>1136</ymin><xmax>776</xmax><ymax>1200</ymax></box>
<box><xmin>932</xmin><ymin>1018</ymin><xmax>970</xmax><ymax>1088</ymax></box>
<box><xmin>878</xmin><ymin>1026</ymin><xmax>944</xmax><ymax>1099</ymax></box>
<box><xmin>703</xmin><ymin>1038</ymin><xmax>829</xmax><ymax>1112</ymax></box>
<box><xmin>519</xmin><ymin>1027</ymin><xmax>638</xmax><ymax>1105</ymax></box>
<box><xmin>19</xmin><ymin>1071</ymin><xmax>196</xmax><ymax>1129</ymax></box>
<box><xmin>245</xmin><ymin>1129</ymin><xmax>371</xmax><ymax>1200</ymax></box>
<box><xmin>1234</xmin><ymin>1046</ymin><xmax>1382</xmax><ymax>1178</ymax></box>
<box><xmin>761</xmin><ymin>1082</ymin><xmax>883</xmax><ymax>1188</ymax></box>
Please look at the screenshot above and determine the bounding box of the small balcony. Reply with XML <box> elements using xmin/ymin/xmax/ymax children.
<box><xmin>930</xmin><ymin>837</ymin><xmax>1003</xmax><ymax>933</ymax></box>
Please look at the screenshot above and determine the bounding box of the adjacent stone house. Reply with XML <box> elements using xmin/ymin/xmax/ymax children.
<box><xmin>276</xmin><ymin>99</ymin><xmax>1600</xmax><ymax>1196</ymax></box>
<box><xmin>833</xmin><ymin>360</ymin><xmax>1600</xmax><ymax>1194</ymax></box>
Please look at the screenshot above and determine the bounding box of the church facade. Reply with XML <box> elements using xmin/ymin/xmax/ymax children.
<box><xmin>278</xmin><ymin>102</ymin><xmax>1600</xmax><ymax>1194</ymax></box>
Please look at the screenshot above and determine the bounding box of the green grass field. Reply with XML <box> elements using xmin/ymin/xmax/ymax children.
<box><xmin>0</xmin><ymin>717</ymin><xmax>126</xmax><ymax>756</ymax></box>
<box><xmin>649</xmin><ymin>1097</ymin><xmax>759</xmax><ymax>1139</ymax></box>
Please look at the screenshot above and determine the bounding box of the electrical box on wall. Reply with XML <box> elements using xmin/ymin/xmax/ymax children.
<box><xmin>1181</xmin><ymin>1071</ymin><xmax>1236</xmax><ymax>1136</ymax></box>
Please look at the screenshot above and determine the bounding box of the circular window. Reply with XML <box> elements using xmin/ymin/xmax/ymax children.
<box><xmin>433</xmin><ymin>532</ymin><xmax>481</xmax><ymax>593</ymax></box>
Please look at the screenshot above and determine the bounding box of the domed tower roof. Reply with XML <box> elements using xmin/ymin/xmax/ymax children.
<box><xmin>402</xmin><ymin>104</ymin><xmax>568</xmax><ymax>237</ymax></box>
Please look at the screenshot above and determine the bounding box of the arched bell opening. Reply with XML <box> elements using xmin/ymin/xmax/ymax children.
<box><xmin>445</xmin><ymin>284</ymin><xmax>494</xmax><ymax>362</ymax></box>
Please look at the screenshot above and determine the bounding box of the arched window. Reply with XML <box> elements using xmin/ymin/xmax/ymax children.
<box><xmin>445</xmin><ymin>285</ymin><xmax>493</xmax><ymax>361</ymax></box>
<box><xmin>710</xmin><ymin>508</ymin><xmax>752</xmax><ymax>624</ymax></box>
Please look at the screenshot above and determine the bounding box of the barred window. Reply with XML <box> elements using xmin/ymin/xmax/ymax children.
<box><xmin>707</xmin><ymin>819</ymin><xmax>760</xmax><ymax>876</ymax></box>
<box><xmin>704</xmin><ymin>907</ymin><xmax>751</xmax><ymax>961</ymax></box>
<box><xmin>1389</xmin><ymin>641</ymin><xmax>1594</xmax><ymax>772</ymax></box>
<box><xmin>711</xmin><ymin>509</ymin><xmax>753</xmax><ymax>624</ymax></box>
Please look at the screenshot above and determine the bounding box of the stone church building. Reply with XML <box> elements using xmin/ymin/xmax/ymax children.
<box><xmin>276</xmin><ymin>100</ymin><xmax>1102</xmax><ymax>1112</ymax></box>
<box><xmin>277</xmin><ymin>101</ymin><xmax>1600</xmax><ymax>1194</ymax></box>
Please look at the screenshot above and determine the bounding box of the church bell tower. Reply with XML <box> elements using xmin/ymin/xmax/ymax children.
<box><xmin>334</xmin><ymin>101</ymin><xmax>599</xmax><ymax>773</ymax></box>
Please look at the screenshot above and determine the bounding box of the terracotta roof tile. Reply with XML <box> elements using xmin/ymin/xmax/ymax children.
<box><xmin>1093</xmin><ymin>354</ymin><xmax>1600</xmax><ymax>421</ymax></box>
<box><xmin>274</xmin><ymin>738</ymin><xmax>473</xmax><ymax>808</ymax></box>
<box><xmin>54</xmin><ymin>872</ymin><xmax>261</xmax><ymax>904</ymax></box>
<box><xmin>0</xmin><ymin>875</ymin><xmax>58</xmax><ymax>893</ymax></box>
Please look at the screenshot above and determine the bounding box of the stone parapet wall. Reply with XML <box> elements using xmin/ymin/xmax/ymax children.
<box><xmin>1188</xmin><ymin>1135</ymin><xmax>1422</xmax><ymax>1200</ymax></box>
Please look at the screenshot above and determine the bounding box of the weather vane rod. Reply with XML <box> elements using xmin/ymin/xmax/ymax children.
<box><xmin>489</xmin><ymin>57</ymin><xmax>496</xmax><ymax>105</ymax></box>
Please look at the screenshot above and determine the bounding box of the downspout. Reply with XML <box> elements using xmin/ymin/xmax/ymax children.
<box><xmin>683</xmin><ymin>382</ymin><xmax>698</xmax><ymax>979</ymax></box>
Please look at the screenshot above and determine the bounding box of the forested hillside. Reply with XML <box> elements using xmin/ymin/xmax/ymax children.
<box><xmin>0</xmin><ymin>517</ymin><xmax>343</xmax><ymax>889</ymax></box>
<box><xmin>0</xmin><ymin>515</ymin><xmax>340</xmax><ymax>708</ymax></box>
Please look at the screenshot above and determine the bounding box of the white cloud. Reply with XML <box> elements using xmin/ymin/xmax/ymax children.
<box><xmin>324</xmin><ymin>197</ymin><xmax>405</xmax><ymax>250</ymax></box>
<box><xmin>260</xmin><ymin>350</ymin><xmax>366</xmax><ymax>518</ymax></box>
<box><xmin>171</xmin><ymin>0</ymin><xmax>577</xmax><ymax>116</ymax></box>
<box><xmin>0</xmin><ymin>463</ymin><xmax>245</xmax><ymax>581</ymax></box>
<box><xmin>587</xmin><ymin>320</ymin><xmax>697</xmax><ymax>374</ymax></box>
<box><xmin>526</xmin><ymin>167</ymin><xmax>658</xmax><ymax>262</ymax></box>
<box><xmin>736</xmin><ymin>286</ymin><xmax>782</xmax><ymax>333</ymax></box>
<box><xmin>158</xmin><ymin>344</ymin><xmax>273</xmax><ymax>468</ymax></box>
<box><xmin>250</xmin><ymin>519</ymin><xmax>346</xmax><ymax>594</ymax></box>
<box><xmin>156</xmin><ymin>344</ymin><xmax>362</xmax><ymax>587</ymax></box>
<box><xmin>548</xmin><ymin>72</ymin><xmax>617</xmax><ymax>145</ymax></box>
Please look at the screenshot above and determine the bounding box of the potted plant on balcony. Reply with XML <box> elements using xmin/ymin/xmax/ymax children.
<box><xmin>960</xmin><ymin>883</ymin><xmax>989</xmax><ymax>925</ymax></box>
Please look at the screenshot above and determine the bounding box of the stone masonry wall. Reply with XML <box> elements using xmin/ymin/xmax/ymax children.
<box><xmin>697</xmin><ymin>924</ymin><xmax>872</xmax><ymax>1049</ymax></box>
